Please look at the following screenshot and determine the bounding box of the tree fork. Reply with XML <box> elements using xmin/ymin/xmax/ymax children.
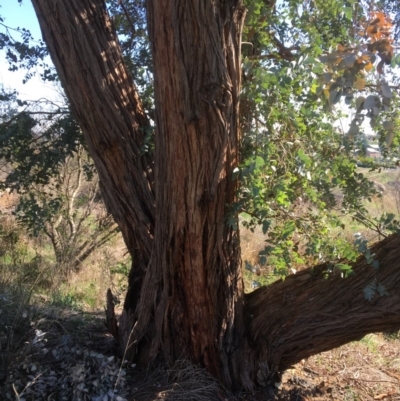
<box><xmin>32</xmin><ymin>0</ymin><xmax>251</xmax><ymax>387</ymax></box>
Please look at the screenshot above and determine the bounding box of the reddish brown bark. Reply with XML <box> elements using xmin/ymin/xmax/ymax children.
<box><xmin>131</xmin><ymin>0</ymin><xmax>247</xmax><ymax>384</ymax></box>
<box><xmin>31</xmin><ymin>0</ymin><xmax>400</xmax><ymax>392</ymax></box>
<box><xmin>31</xmin><ymin>0</ymin><xmax>154</xmax><ymax>319</ymax></box>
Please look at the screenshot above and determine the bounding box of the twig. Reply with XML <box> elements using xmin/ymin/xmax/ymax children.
<box><xmin>12</xmin><ymin>373</ymin><xmax>42</xmax><ymax>400</ymax></box>
<box><xmin>118</xmin><ymin>0</ymin><xmax>136</xmax><ymax>35</ymax></box>
<box><xmin>112</xmin><ymin>320</ymin><xmax>138</xmax><ymax>397</ymax></box>
<box><xmin>344</xmin><ymin>376</ymin><xmax>398</xmax><ymax>384</ymax></box>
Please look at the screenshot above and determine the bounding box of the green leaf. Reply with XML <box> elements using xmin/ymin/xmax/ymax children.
<box><xmin>380</xmin><ymin>81</ymin><xmax>392</xmax><ymax>98</ymax></box>
<box><xmin>385</xmin><ymin>131</ymin><xmax>395</xmax><ymax>148</ymax></box>
<box><xmin>363</xmin><ymin>95</ymin><xmax>381</xmax><ymax>110</ymax></box>
<box><xmin>382</xmin><ymin>121</ymin><xmax>394</xmax><ymax>131</ymax></box>
<box><xmin>297</xmin><ymin>149</ymin><xmax>312</xmax><ymax>166</ymax></box>
<box><xmin>329</xmin><ymin>88</ymin><xmax>342</xmax><ymax>105</ymax></box>
<box><xmin>355</xmin><ymin>96</ymin><xmax>365</xmax><ymax>111</ymax></box>
<box><xmin>336</xmin><ymin>263</ymin><xmax>353</xmax><ymax>271</ymax></box>
<box><xmin>254</xmin><ymin>156</ymin><xmax>265</xmax><ymax>169</ymax></box>
<box><xmin>347</xmin><ymin>122</ymin><xmax>359</xmax><ymax>138</ymax></box>
<box><xmin>262</xmin><ymin>220</ymin><xmax>271</xmax><ymax>235</ymax></box>
<box><xmin>377</xmin><ymin>283</ymin><xmax>389</xmax><ymax>297</ymax></box>
<box><xmin>344</xmin><ymin>54</ymin><xmax>356</xmax><ymax>67</ymax></box>
<box><xmin>343</xmin><ymin>7</ymin><xmax>353</xmax><ymax>21</ymax></box>
<box><xmin>281</xmin><ymin>221</ymin><xmax>296</xmax><ymax>240</ymax></box>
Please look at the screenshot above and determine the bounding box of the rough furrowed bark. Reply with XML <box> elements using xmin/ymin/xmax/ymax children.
<box><xmin>245</xmin><ymin>233</ymin><xmax>400</xmax><ymax>385</ymax></box>
<box><xmin>31</xmin><ymin>0</ymin><xmax>400</xmax><ymax>394</ymax></box>
<box><xmin>31</xmin><ymin>0</ymin><xmax>154</xmax><ymax>269</ymax></box>
<box><xmin>126</xmin><ymin>0</ymin><xmax>248</xmax><ymax>388</ymax></box>
<box><xmin>32</xmin><ymin>0</ymin><xmax>251</xmax><ymax>388</ymax></box>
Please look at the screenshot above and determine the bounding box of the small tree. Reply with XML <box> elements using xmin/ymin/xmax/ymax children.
<box><xmin>0</xmin><ymin>97</ymin><xmax>118</xmax><ymax>278</ymax></box>
<box><xmin>15</xmin><ymin>145</ymin><xmax>118</xmax><ymax>276</ymax></box>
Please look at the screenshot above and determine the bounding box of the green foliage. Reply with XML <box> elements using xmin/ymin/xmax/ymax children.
<box><xmin>49</xmin><ymin>282</ymin><xmax>104</xmax><ymax>310</ymax></box>
<box><xmin>106</xmin><ymin>0</ymin><xmax>154</xmax><ymax>120</ymax></box>
<box><xmin>237</xmin><ymin>0</ymin><xmax>400</xmax><ymax>277</ymax></box>
<box><xmin>339</xmin><ymin>234</ymin><xmax>393</xmax><ymax>301</ymax></box>
<box><xmin>0</xmin><ymin>90</ymin><xmax>117</xmax><ymax>279</ymax></box>
<box><xmin>0</xmin><ymin>10</ymin><xmax>51</xmax><ymax>82</ymax></box>
<box><xmin>0</xmin><ymin>104</ymin><xmax>83</xmax><ymax>192</ymax></box>
<box><xmin>110</xmin><ymin>260</ymin><xmax>131</xmax><ymax>277</ymax></box>
<box><xmin>50</xmin><ymin>290</ymin><xmax>82</xmax><ymax>310</ymax></box>
<box><xmin>15</xmin><ymin>193</ymin><xmax>63</xmax><ymax>237</ymax></box>
<box><xmin>109</xmin><ymin>259</ymin><xmax>131</xmax><ymax>301</ymax></box>
<box><xmin>363</xmin><ymin>280</ymin><xmax>389</xmax><ymax>301</ymax></box>
<box><xmin>312</xmin><ymin>10</ymin><xmax>400</xmax><ymax>152</ymax></box>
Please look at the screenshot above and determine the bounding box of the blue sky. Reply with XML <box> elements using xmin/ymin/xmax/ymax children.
<box><xmin>0</xmin><ymin>1</ymin><xmax>41</xmax><ymax>37</ymax></box>
<box><xmin>0</xmin><ymin>0</ymin><xmax>60</xmax><ymax>102</ymax></box>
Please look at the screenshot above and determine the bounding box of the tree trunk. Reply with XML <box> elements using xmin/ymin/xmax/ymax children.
<box><xmin>31</xmin><ymin>0</ymin><xmax>400</xmax><ymax>392</ymax></box>
<box><xmin>130</xmin><ymin>0</ymin><xmax>247</xmax><ymax>385</ymax></box>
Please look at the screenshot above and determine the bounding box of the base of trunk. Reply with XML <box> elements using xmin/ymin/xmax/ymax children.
<box><xmin>106</xmin><ymin>233</ymin><xmax>400</xmax><ymax>391</ymax></box>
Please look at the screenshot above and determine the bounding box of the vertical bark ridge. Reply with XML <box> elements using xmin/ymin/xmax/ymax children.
<box><xmin>133</xmin><ymin>0</ymin><xmax>247</xmax><ymax>387</ymax></box>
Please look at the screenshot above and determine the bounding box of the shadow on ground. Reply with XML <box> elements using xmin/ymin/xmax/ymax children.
<box><xmin>1</xmin><ymin>294</ymin><xmax>399</xmax><ymax>401</ymax></box>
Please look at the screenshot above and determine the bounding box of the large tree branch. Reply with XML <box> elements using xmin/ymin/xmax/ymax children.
<box><xmin>245</xmin><ymin>233</ymin><xmax>400</xmax><ymax>384</ymax></box>
<box><xmin>31</xmin><ymin>0</ymin><xmax>154</xmax><ymax>261</ymax></box>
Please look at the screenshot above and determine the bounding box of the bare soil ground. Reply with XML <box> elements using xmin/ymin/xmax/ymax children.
<box><xmin>1</xmin><ymin>301</ymin><xmax>399</xmax><ymax>401</ymax></box>
<box><xmin>275</xmin><ymin>335</ymin><xmax>400</xmax><ymax>401</ymax></box>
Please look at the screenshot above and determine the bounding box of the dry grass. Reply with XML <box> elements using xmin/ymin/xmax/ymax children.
<box><xmin>240</xmin><ymin>219</ymin><xmax>267</xmax><ymax>266</ymax></box>
<box><xmin>0</xmin><ymin>282</ymin><xmax>35</xmax><ymax>386</ymax></box>
<box><xmin>279</xmin><ymin>333</ymin><xmax>400</xmax><ymax>401</ymax></box>
<box><xmin>57</xmin><ymin>241</ymin><xmax>128</xmax><ymax>310</ymax></box>
<box><xmin>128</xmin><ymin>360</ymin><xmax>229</xmax><ymax>401</ymax></box>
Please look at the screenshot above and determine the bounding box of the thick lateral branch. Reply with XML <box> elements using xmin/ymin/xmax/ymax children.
<box><xmin>246</xmin><ymin>233</ymin><xmax>400</xmax><ymax>379</ymax></box>
<box><xmin>31</xmin><ymin>0</ymin><xmax>154</xmax><ymax>258</ymax></box>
